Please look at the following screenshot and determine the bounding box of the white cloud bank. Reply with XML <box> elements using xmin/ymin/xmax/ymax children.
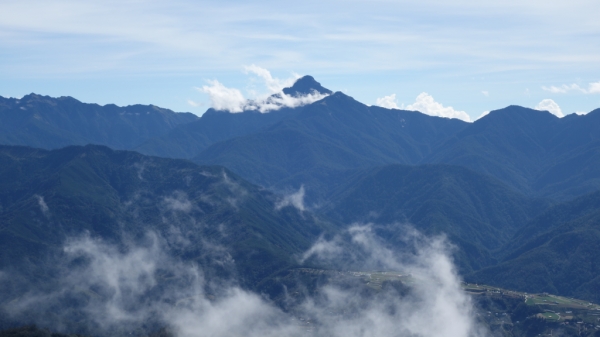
<box><xmin>1</xmin><ymin>226</ymin><xmax>488</xmax><ymax>337</ymax></box>
<box><xmin>375</xmin><ymin>94</ymin><xmax>400</xmax><ymax>109</ymax></box>
<box><xmin>198</xmin><ymin>65</ymin><xmax>329</xmax><ymax>113</ymax></box>
<box><xmin>542</xmin><ymin>81</ymin><xmax>600</xmax><ymax>94</ymax></box>
<box><xmin>407</xmin><ymin>93</ymin><xmax>471</xmax><ymax>122</ymax></box>
<box><xmin>375</xmin><ymin>93</ymin><xmax>471</xmax><ymax>122</ymax></box>
<box><xmin>535</xmin><ymin>99</ymin><xmax>564</xmax><ymax>117</ymax></box>
<box><xmin>199</xmin><ymin>80</ymin><xmax>247</xmax><ymax>112</ymax></box>
<box><xmin>534</xmin><ymin>99</ymin><xmax>594</xmax><ymax>117</ymax></box>
<box><xmin>300</xmin><ymin>224</ymin><xmax>486</xmax><ymax>337</ymax></box>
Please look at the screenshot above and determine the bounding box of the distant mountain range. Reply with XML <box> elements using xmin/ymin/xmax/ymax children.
<box><xmin>0</xmin><ymin>94</ymin><xmax>197</xmax><ymax>150</ymax></box>
<box><xmin>1</xmin><ymin>76</ymin><xmax>600</xmax><ymax>307</ymax></box>
<box><xmin>3</xmin><ymin>77</ymin><xmax>598</xmax><ymax>202</ymax></box>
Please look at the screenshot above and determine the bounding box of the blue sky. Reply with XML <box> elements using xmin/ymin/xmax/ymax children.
<box><xmin>1</xmin><ymin>0</ymin><xmax>600</xmax><ymax>120</ymax></box>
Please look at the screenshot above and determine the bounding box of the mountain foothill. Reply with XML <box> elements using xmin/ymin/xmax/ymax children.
<box><xmin>1</xmin><ymin>75</ymin><xmax>600</xmax><ymax>316</ymax></box>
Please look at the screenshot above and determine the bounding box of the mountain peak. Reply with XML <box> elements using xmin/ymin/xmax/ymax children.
<box><xmin>21</xmin><ymin>93</ymin><xmax>44</xmax><ymax>100</ymax></box>
<box><xmin>477</xmin><ymin>105</ymin><xmax>558</xmax><ymax>125</ymax></box>
<box><xmin>282</xmin><ymin>75</ymin><xmax>332</xmax><ymax>97</ymax></box>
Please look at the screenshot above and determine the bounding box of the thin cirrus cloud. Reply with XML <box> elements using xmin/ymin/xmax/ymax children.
<box><xmin>2</xmin><ymin>0</ymin><xmax>600</xmax><ymax>76</ymax></box>
<box><xmin>375</xmin><ymin>93</ymin><xmax>471</xmax><ymax>122</ymax></box>
<box><xmin>186</xmin><ymin>100</ymin><xmax>201</xmax><ymax>107</ymax></box>
<box><xmin>542</xmin><ymin>81</ymin><xmax>600</xmax><ymax>94</ymax></box>
<box><xmin>2</xmin><ymin>1</ymin><xmax>600</xmax><ymax>115</ymax></box>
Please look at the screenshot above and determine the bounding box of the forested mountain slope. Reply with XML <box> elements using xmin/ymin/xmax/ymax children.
<box><xmin>470</xmin><ymin>191</ymin><xmax>600</xmax><ymax>302</ymax></box>
<box><xmin>321</xmin><ymin>164</ymin><xmax>550</xmax><ymax>272</ymax></box>
<box><xmin>0</xmin><ymin>145</ymin><xmax>328</xmax><ymax>290</ymax></box>
<box><xmin>193</xmin><ymin>92</ymin><xmax>467</xmax><ymax>199</ymax></box>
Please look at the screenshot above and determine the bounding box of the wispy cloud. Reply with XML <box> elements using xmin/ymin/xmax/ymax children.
<box><xmin>542</xmin><ymin>81</ymin><xmax>600</xmax><ymax>94</ymax></box>
<box><xmin>187</xmin><ymin>99</ymin><xmax>201</xmax><ymax>107</ymax></box>
<box><xmin>299</xmin><ymin>224</ymin><xmax>485</xmax><ymax>337</ymax></box>
<box><xmin>275</xmin><ymin>185</ymin><xmax>306</xmax><ymax>212</ymax></box>
<box><xmin>163</xmin><ymin>191</ymin><xmax>194</xmax><ymax>213</ymax></box>
<box><xmin>198</xmin><ymin>65</ymin><xmax>329</xmax><ymax>113</ymax></box>
<box><xmin>244</xmin><ymin>64</ymin><xmax>298</xmax><ymax>94</ymax></box>
<box><xmin>2</xmin><ymin>0</ymin><xmax>600</xmax><ymax>78</ymax></box>
<box><xmin>1</xmin><ymin>225</ymin><xmax>487</xmax><ymax>337</ymax></box>
<box><xmin>34</xmin><ymin>194</ymin><xmax>50</xmax><ymax>217</ymax></box>
<box><xmin>218</xmin><ymin>170</ymin><xmax>248</xmax><ymax>209</ymax></box>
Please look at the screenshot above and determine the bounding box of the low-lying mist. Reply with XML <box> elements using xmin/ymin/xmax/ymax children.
<box><xmin>1</xmin><ymin>224</ymin><xmax>488</xmax><ymax>337</ymax></box>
